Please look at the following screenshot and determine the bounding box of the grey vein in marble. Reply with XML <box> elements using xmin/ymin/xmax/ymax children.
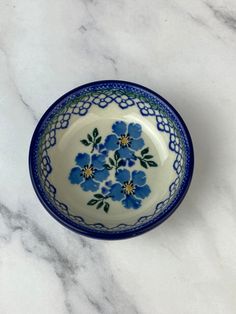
<box><xmin>79</xmin><ymin>25</ymin><xmax>88</xmax><ymax>34</ymax></box>
<box><xmin>187</xmin><ymin>12</ymin><xmax>209</xmax><ymax>29</ymax></box>
<box><xmin>103</xmin><ymin>55</ymin><xmax>118</xmax><ymax>74</ymax></box>
<box><xmin>0</xmin><ymin>46</ymin><xmax>38</xmax><ymax>123</ymax></box>
<box><xmin>18</xmin><ymin>93</ymin><xmax>38</xmax><ymax>123</ymax></box>
<box><xmin>81</xmin><ymin>0</ymin><xmax>97</xmax><ymax>25</ymax></box>
<box><xmin>0</xmin><ymin>202</ymin><xmax>139</xmax><ymax>314</ymax></box>
<box><xmin>205</xmin><ymin>2</ymin><xmax>236</xmax><ymax>31</ymax></box>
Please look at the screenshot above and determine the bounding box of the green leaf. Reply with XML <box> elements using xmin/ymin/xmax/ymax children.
<box><xmin>104</xmin><ymin>164</ymin><xmax>113</xmax><ymax>170</ymax></box>
<box><xmin>87</xmin><ymin>134</ymin><xmax>93</xmax><ymax>142</ymax></box>
<box><xmin>114</xmin><ymin>151</ymin><xmax>120</xmax><ymax>161</ymax></box>
<box><xmin>87</xmin><ymin>199</ymin><xmax>98</xmax><ymax>205</ymax></box>
<box><xmin>80</xmin><ymin>139</ymin><xmax>91</xmax><ymax>146</ymax></box>
<box><xmin>104</xmin><ymin>202</ymin><xmax>110</xmax><ymax>213</ymax></box>
<box><xmin>141</xmin><ymin>147</ymin><xmax>149</xmax><ymax>156</ymax></box>
<box><xmin>94</xmin><ymin>194</ymin><xmax>104</xmax><ymax>199</ymax></box>
<box><xmin>140</xmin><ymin>160</ymin><xmax>148</xmax><ymax>169</ymax></box>
<box><xmin>147</xmin><ymin>160</ymin><xmax>158</xmax><ymax>167</ymax></box>
<box><xmin>96</xmin><ymin>136</ymin><xmax>102</xmax><ymax>144</ymax></box>
<box><xmin>109</xmin><ymin>158</ymin><xmax>115</xmax><ymax>166</ymax></box>
<box><xmin>96</xmin><ymin>201</ymin><xmax>104</xmax><ymax>209</ymax></box>
<box><xmin>144</xmin><ymin>155</ymin><xmax>154</xmax><ymax>159</ymax></box>
<box><xmin>93</xmin><ymin>128</ymin><xmax>98</xmax><ymax>138</ymax></box>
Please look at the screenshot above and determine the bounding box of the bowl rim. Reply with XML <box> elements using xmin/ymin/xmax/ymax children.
<box><xmin>29</xmin><ymin>80</ymin><xmax>194</xmax><ymax>240</ymax></box>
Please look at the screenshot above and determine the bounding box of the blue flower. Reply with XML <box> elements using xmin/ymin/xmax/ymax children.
<box><xmin>109</xmin><ymin>169</ymin><xmax>151</xmax><ymax>209</ymax></box>
<box><xmin>128</xmin><ymin>159</ymin><xmax>135</xmax><ymax>167</ymax></box>
<box><xmin>101</xmin><ymin>186</ymin><xmax>109</xmax><ymax>194</ymax></box>
<box><xmin>104</xmin><ymin>121</ymin><xmax>145</xmax><ymax>159</ymax></box>
<box><xmin>119</xmin><ymin>159</ymin><xmax>136</xmax><ymax>167</ymax></box>
<box><xmin>105</xmin><ymin>180</ymin><xmax>113</xmax><ymax>187</ymax></box>
<box><xmin>98</xmin><ymin>144</ymin><xmax>108</xmax><ymax>156</ymax></box>
<box><xmin>69</xmin><ymin>153</ymin><xmax>109</xmax><ymax>192</ymax></box>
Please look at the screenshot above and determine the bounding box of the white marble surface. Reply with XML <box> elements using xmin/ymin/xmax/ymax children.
<box><xmin>0</xmin><ymin>0</ymin><xmax>236</xmax><ymax>313</ymax></box>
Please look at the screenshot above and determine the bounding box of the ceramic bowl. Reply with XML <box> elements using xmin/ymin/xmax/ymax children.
<box><xmin>29</xmin><ymin>80</ymin><xmax>194</xmax><ymax>240</ymax></box>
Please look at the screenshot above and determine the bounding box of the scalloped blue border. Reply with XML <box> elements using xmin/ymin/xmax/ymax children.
<box><xmin>29</xmin><ymin>80</ymin><xmax>194</xmax><ymax>240</ymax></box>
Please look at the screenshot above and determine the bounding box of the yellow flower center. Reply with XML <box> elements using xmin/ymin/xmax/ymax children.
<box><xmin>83</xmin><ymin>165</ymin><xmax>94</xmax><ymax>179</ymax></box>
<box><xmin>119</xmin><ymin>135</ymin><xmax>130</xmax><ymax>147</ymax></box>
<box><xmin>123</xmin><ymin>181</ymin><xmax>135</xmax><ymax>195</ymax></box>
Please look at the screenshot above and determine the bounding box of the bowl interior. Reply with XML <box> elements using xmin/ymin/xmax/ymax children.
<box><xmin>30</xmin><ymin>82</ymin><xmax>192</xmax><ymax>237</ymax></box>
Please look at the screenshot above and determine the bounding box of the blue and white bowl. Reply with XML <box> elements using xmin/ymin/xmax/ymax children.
<box><xmin>29</xmin><ymin>81</ymin><xmax>194</xmax><ymax>240</ymax></box>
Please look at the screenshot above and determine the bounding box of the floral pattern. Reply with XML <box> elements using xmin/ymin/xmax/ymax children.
<box><xmin>104</xmin><ymin>121</ymin><xmax>145</xmax><ymax>159</ymax></box>
<box><xmin>109</xmin><ymin>169</ymin><xmax>151</xmax><ymax>209</ymax></box>
<box><xmin>68</xmin><ymin>121</ymin><xmax>158</xmax><ymax>212</ymax></box>
<box><xmin>69</xmin><ymin>153</ymin><xmax>109</xmax><ymax>192</ymax></box>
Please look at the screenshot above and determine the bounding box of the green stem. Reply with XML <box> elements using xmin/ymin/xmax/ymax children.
<box><xmin>104</xmin><ymin>195</ymin><xmax>111</xmax><ymax>200</ymax></box>
<box><xmin>133</xmin><ymin>153</ymin><xmax>143</xmax><ymax>161</ymax></box>
<box><xmin>90</xmin><ymin>140</ymin><xmax>96</xmax><ymax>153</ymax></box>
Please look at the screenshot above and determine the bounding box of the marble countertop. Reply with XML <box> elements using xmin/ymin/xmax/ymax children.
<box><xmin>1</xmin><ymin>0</ymin><xmax>236</xmax><ymax>313</ymax></box>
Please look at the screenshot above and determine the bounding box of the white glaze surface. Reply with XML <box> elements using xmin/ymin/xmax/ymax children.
<box><xmin>48</xmin><ymin>102</ymin><xmax>176</xmax><ymax>226</ymax></box>
<box><xmin>0</xmin><ymin>0</ymin><xmax>236</xmax><ymax>313</ymax></box>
